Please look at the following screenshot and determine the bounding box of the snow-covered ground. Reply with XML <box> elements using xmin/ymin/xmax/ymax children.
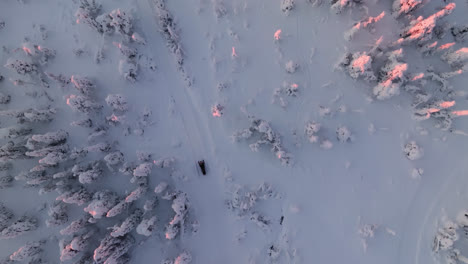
<box><xmin>1</xmin><ymin>0</ymin><xmax>468</xmax><ymax>263</ymax></box>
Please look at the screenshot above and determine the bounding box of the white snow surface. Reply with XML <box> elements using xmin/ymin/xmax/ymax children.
<box><xmin>1</xmin><ymin>0</ymin><xmax>468</xmax><ymax>263</ymax></box>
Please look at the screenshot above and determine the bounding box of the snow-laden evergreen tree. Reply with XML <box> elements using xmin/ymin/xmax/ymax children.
<box><xmin>105</xmin><ymin>94</ymin><xmax>129</xmax><ymax>112</ymax></box>
<box><xmin>336</xmin><ymin>125</ymin><xmax>352</xmax><ymax>143</ymax></box>
<box><xmin>75</xmin><ymin>0</ymin><xmax>102</xmax><ymax>32</ymax></box>
<box><xmin>125</xmin><ymin>185</ymin><xmax>148</xmax><ymax>203</ymax></box>
<box><xmin>0</xmin><ymin>216</ymin><xmax>38</xmax><ymax>239</ymax></box>
<box><xmin>305</xmin><ymin>122</ymin><xmax>321</xmax><ymax>143</ymax></box>
<box><xmin>4</xmin><ymin>58</ymin><xmax>37</xmax><ymax>75</ymax></box>
<box><xmin>337</xmin><ymin>52</ymin><xmax>376</xmax><ymax>81</ymax></box>
<box><xmin>46</xmin><ymin>72</ymin><xmax>70</xmax><ymax>87</ymax></box>
<box><xmin>392</xmin><ymin>0</ymin><xmax>422</xmax><ymax>18</ymax></box>
<box><xmin>93</xmin><ymin>234</ymin><xmax>135</xmax><ymax>264</ymax></box>
<box><xmin>71</xmin><ymin>75</ymin><xmax>95</xmax><ymax>95</ymax></box>
<box><xmin>109</xmin><ymin>9</ymin><xmax>133</xmax><ymax>37</ymax></box>
<box><xmin>56</xmin><ymin>186</ymin><xmax>92</xmax><ymax>206</ymax></box>
<box><xmin>60</xmin><ymin>216</ymin><xmax>91</xmax><ymax>236</ymax></box>
<box><xmin>110</xmin><ymin>209</ymin><xmax>143</xmax><ymax>237</ymax></box>
<box><xmin>73</xmin><ymin>161</ymin><xmax>103</xmax><ymax>184</ymax></box>
<box><xmin>9</xmin><ymin>240</ymin><xmax>45</xmax><ymax>262</ymax></box>
<box><xmin>118</xmin><ymin>59</ymin><xmax>138</xmax><ymax>82</ymax></box>
<box><xmin>60</xmin><ymin>231</ymin><xmax>94</xmax><ymax>261</ymax></box>
<box><xmin>0</xmin><ymin>141</ymin><xmax>28</xmax><ymax>160</ymax></box>
<box><xmin>84</xmin><ymin>190</ymin><xmax>119</xmax><ymax>219</ymax></box>
<box><xmin>106</xmin><ymin>199</ymin><xmax>129</xmax><ymax>218</ymax></box>
<box><xmin>0</xmin><ymin>203</ymin><xmax>13</xmax><ymax>230</ymax></box>
<box><xmin>136</xmin><ymin>216</ymin><xmax>157</xmax><ymax>236</ymax></box>
<box><xmin>46</xmin><ymin>201</ymin><xmax>68</xmax><ymax>227</ymax></box>
<box><xmin>133</xmin><ymin>162</ymin><xmax>153</xmax><ymax>177</ymax></box>
<box><xmin>0</xmin><ymin>175</ymin><xmax>13</xmax><ymax>189</ymax></box>
<box><xmin>67</xmin><ymin>95</ymin><xmax>103</xmax><ymax>114</ymax></box>
<box><xmin>174</xmin><ymin>251</ymin><xmax>192</xmax><ymax>264</ymax></box>
<box><xmin>165</xmin><ymin>192</ymin><xmax>189</xmax><ymax>240</ymax></box>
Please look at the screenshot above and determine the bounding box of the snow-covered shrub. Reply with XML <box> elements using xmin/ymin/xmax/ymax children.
<box><xmin>136</xmin><ymin>216</ymin><xmax>157</xmax><ymax>236</ymax></box>
<box><xmin>358</xmin><ymin>224</ymin><xmax>378</xmax><ymax>251</ymax></box>
<box><xmin>60</xmin><ymin>216</ymin><xmax>91</xmax><ymax>236</ymax></box>
<box><xmin>305</xmin><ymin>122</ymin><xmax>321</xmax><ymax>143</ymax></box>
<box><xmin>153</xmin><ymin>157</ymin><xmax>175</xmax><ymax>169</ymax></box>
<box><xmin>337</xmin><ymin>52</ymin><xmax>376</xmax><ymax>81</ymax></box>
<box><xmin>67</xmin><ymin>95</ymin><xmax>103</xmax><ymax>114</ymax></box>
<box><xmin>211</xmin><ymin>103</ymin><xmax>224</xmax><ymax>117</ymax></box>
<box><xmin>281</xmin><ymin>0</ymin><xmax>294</xmax><ymax>14</ymax></box>
<box><xmin>84</xmin><ymin>190</ymin><xmax>119</xmax><ymax>219</ymax></box>
<box><xmin>93</xmin><ymin>234</ymin><xmax>135</xmax><ymax>264</ymax></box>
<box><xmin>285</xmin><ymin>60</ymin><xmax>298</xmax><ymax>74</ymax></box>
<box><xmin>9</xmin><ymin>240</ymin><xmax>44</xmax><ymax>262</ymax></box>
<box><xmin>232</xmin><ymin>116</ymin><xmax>292</xmax><ymax>165</ymax></box>
<box><xmin>118</xmin><ymin>59</ymin><xmax>138</xmax><ymax>82</ymax></box>
<box><xmin>110</xmin><ymin>209</ymin><xmax>143</xmax><ymax>237</ymax></box>
<box><xmin>4</xmin><ymin>58</ymin><xmax>37</xmax><ymax>75</ymax></box>
<box><xmin>403</xmin><ymin>141</ymin><xmax>423</xmax><ymax>160</ymax></box>
<box><xmin>336</xmin><ymin>125</ymin><xmax>352</xmax><ymax>142</ymax></box>
<box><xmin>392</xmin><ymin>0</ymin><xmax>422</xmax><ymax>18</ymax></box>
<box><xmin>0</xmin><ymin>216</ymin><xmax>38</xmax><ymax>239</ymax></box>
<box><xmin>433</xmin><ymin>218</ymin><xmax>459</xmax><ymax>254</ymax></box>
<box><xmin>106</xmin><ymin>94</ymin><xmax>129</xmax><ymax>112</ymax></box>
<box><xmin>71</xmin><ymin>75</ymin><xmax>95</xmax><ymax>95</ymax></box>
<box><xmin>46</xmin><ymin>201</ymin><xmax>68</xmax><ymax>227</ymax></box>
<box><xmin>131</xmin><ymin>32</ymin><xmax>146</xmax><ymax>45</ymax></box>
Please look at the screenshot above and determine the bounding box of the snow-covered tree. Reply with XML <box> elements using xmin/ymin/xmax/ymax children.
<box><xmin>337</xmin><ymin>52</ymin><xmax>376</xmax><ymax>81</ymax></box>
<box><xmin>153</xmin><ymin>157</ymin><xmax>175</xmax><ymax>168</ymax></box>
<box><xmin>403</xmin><ymin>141</ymin><xmax>423</xmax><ymax>160</ymax></box>
<box><xmin>281</xmin><ymin>0</ymin><xmax>294</xmax><ymax>14</ymax></box>
<box><xmin>336</xmin><ymin>125</ymin><xmax>352</xmax><ymax>143</ymax></box>
<box><xmin>106</xmin><ymin>94</ymin><xmax>129</xmax><ymax>112</ymax></box>
<box><xmin>133</xmin><ymin>162</ymin><xmax>153</xmax><ymax>177</ymax></box>
<box><xmin>0</xmin><ymin>216</ymin><xmax>38</xmax><ymax>239</ymax></box>
<box><xmin>442</xmin><ymin>48</ymin><xmax>468</xmax><ymax>69</ymax></box>
<box><xmin>344</xmin><ymin>12</ymin><xmax>385</xmax><ymax>41</ymax></box>
<box><xmin>71</xmin><ymin>75</ymin><xmax>95</xmax><ymax>95</ymax></box>
<box><xmin>165</xmin><ymin>192</ymin><xmax>189</xmax><ymax>240</ymax></box>
<box><xmin>0</xmin><ymin>203</ymin><xmax>13</xmax><ymax>230</ymax></box>
<box><xmin>136</xmin><ymin>216</ymin><xmax>157</xmax><ymax>236</ymax></box>
<box><xmin>0</xmin><ymin>141</ymin><xmax>28</xmax><ymax>160</ymax></box>
<box><xmin>56</xmin><ymin>186</ymin><xmax>92</xmax><ymax>206</ymax></box>
<box><xmin>109</xmin><ymin>9</ymin><xmax>133</xmax><ymax>37</ymax></box>
<box><xmin>398</xmin><ymin>3</ymin><xmax>455</xmax><ymax>45</ymax></box>
<box><xmin>71</xmin><ymin>118</ymin><xmax>93</xmax><ymax>128</ymax></box>
<box><xmin>174</xmin><ymin>251</ymin><xmax>192</xmax><ymax>264</ymax></box>
<box><xmin>373</xmin><ymin>50</ymin><xmax>407</xmax><ymax>100</ymax></box>
<box><xmin>451</xmin><ymin>24</ymin><xmax>468</xmax><ymax>42</ymax></box>
<box><xmin>4</xmin><ymin>58</ymin><xmax>37</xmax><ymax>75</ymax></box>
<box><xmin>73</xmin><ymin>161</ymin><xmax>103</xmax><ymax>184</ymax></box>
<box><xmin>110</xmin><ymin>209</ymin><xmax>143</xmax><ymax>237</ymax></box>
<box><xmin>93</xmin><ymin>234</ymin><xmax>135</xmax><ymax>264</ymax></box>
<box><xmin>9</xmin><ymin>240</ymin><xmax>44</xmax><ymax>262</ymax></box>
<box><xmin>106</xmin><ymin>199</ymin><xmax>129</xmax><ymax>218</ymax></box>
<box><xmin>46</xmin><ymin>72</ymin><xmax>70</xmax><ymax>87</ymax></box>
<box><xmin>60</xmin><ymin>231</ymin><xmax>94</xmax><ymax>261</ymax></box>
<box><xmin>125</xmin><ymin>185</ymin><xmax>148</xmax><ymax>203</ymax></box>
<box><xmin>60</xmin><ymin>216</ymin><xmax>91</xmax><ymax>236</ymax></box>
<box><xmin>392</xmin><ymin>0</ymin><xmax>422</xmax><ymax>18</ymax></box>
<box><xmin>104</xmin><ymin>151</ymin><xmax>124</xmax><ymax>171</ymax></box>
<box><xmin>86</xmin><ymin>142</ymin><xmax>111</xmax><ymax>153</ymax></box>
<box><xmin>46</xmin><ymin>201</ymin><xmax>68</xmax><ymax>227</ymax></box>
<box><xmin>0</xmin><ymin>175</ymin><xmax>13</xmax><ymax>189</ymax></box>
<box><xmin>84</xmin><ymin>190</ymin><xmax>119</xmax><ymax>219</ymax></box>
<box><xmin>75</xmin><ymin>0</ymin><xmax>102</xmax><ymax>32</ymax></box>
<box><xmin>67</xmin><ymin>95</ymin><xmax>103</xmax><ymax>114</ymax></box>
